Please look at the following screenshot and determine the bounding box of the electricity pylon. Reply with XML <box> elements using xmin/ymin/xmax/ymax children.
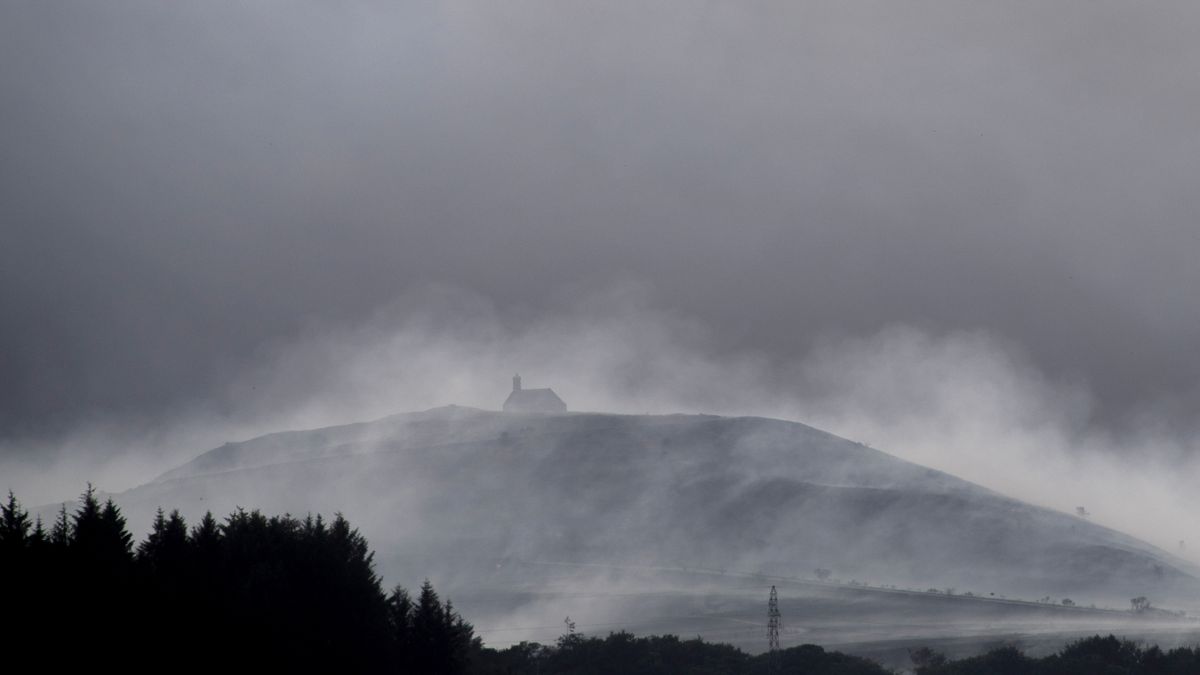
<box><xmin>768</xmin><ymin>584</ymin><xmax>781</xmax><ymax>670</ymax></box>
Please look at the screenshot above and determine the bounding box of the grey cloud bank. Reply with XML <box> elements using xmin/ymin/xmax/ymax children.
<box><xmin>4</xmin><ymin>285</ymin><xmax>1199</xmax><ymax>565</ymax></box>
<box><xmin>3</xmin><ymin>2</ymin><xmax>1200</xmax><ymax>546</ymax></box>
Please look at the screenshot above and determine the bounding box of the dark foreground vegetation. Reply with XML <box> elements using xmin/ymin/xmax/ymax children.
<box><xmin>477</xmin><ymin>634</ymin><xmax>1200</xmax><ymax>675</ymax></box>
<box><xmin>1</xmin><ymin>487</ymin><xmax>471</xmax><ymax>672</ymax></box>
<box><xmin>908</xmin><ymin>637</ymin><xmax>1200</xmax><ymax>675</ymax></box>
<box><xmin>4</xmin><ymin>488</ymin><xmax>1200</xmax><ymax>674</ymax></box>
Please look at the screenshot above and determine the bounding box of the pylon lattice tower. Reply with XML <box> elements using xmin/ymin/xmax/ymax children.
<box><xmin>768</xmin><ymin>585</ymin><xmax>781</xmax><ymax>655</ymax></box>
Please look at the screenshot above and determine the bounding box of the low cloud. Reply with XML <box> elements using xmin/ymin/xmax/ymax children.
<box><xmin>4</xmin><ymin>284</ymin><xmax>1197</xmax><ymax>559</ymax></box>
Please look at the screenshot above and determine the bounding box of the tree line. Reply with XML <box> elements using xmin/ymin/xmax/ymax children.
<box><xmin>5</xmin><ymin>487</ymin><xmax>1200</xmax><ymax>674</ymax></box>
<box><xmin>0</xmin><ymin>487</ymin><xmax>475</xmax><ymax>673</ymax></box>
<box><xmin>909</xmin><ymin>636</ymin><xmax>1200</xmax><ymax>675</ymax></box>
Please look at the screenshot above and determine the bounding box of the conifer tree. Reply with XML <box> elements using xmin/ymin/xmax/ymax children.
<box><xmin>443</xmin><ymin>598</ymin><xmax>478</xmax><ymax>673</ymax></box>
<box><xmin>0</xmin><ymin>490</ymin><xmax>31</xmax><ymax>549</ymax></box>
<box><xmin>413</xmin><ymin>579</ymin><xmax>459</xmax><ymax>673</ymax></box>
<box><xmin>138</xmin><ymin>507</ymin><xmax>169</xmax><ymax>562</ymax></box>
<box><xmin>50</xmin><ymin>504</ymin><xmax>71</xmax><ymax>547</ymax></box>
<box><xmin>330</xmin><ymin>513</ymin><xmax>379</xmax><ymax>585</ymax></box>
<box><xmin>163</xmin><ymin>510</ymin><xmax>188</xmax><ymax>552</ymax></box>
<box><xmin>30</xmin><ymin>514</ymin><xmax>47</xmax><ymax>549</ymax></box>
<box><xmin>390</xmin><ymin>585</ymin><xmax>415</xmax><ymax>666</ymax></box>
<box><xmin>189</xmin><ymin>510</ymin><xmax>221</xmax><ymax>550</ymax></box>
<box><xmin>70</xmin><ymin>483</ymin><xmax>103</xmax><ymax>554</ymax></box>
<box><xmin>100</xmin><ymin>498</ymin><xmax>134</xmax><ymax>560</ymax></box>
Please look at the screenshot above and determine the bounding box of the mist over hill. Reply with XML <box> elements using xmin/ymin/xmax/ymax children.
<box><xmin>52</xmin><ymin>406</ymin><xmax>1193</xmax><ymax>631</ymax></box>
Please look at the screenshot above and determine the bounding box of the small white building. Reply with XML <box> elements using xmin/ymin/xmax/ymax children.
<box><xmin>502</xmin><ymin>374</ymin><xmax>567</xmax><ymax>413</ymax></box>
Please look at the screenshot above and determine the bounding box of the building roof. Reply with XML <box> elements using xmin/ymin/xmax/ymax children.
<box><xmin>503</xmin><ymin>387</ymin><xmax>567</xmax><ymax>413</ymax></box>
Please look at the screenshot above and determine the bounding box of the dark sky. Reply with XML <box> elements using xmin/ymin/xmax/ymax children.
<box><xmin>4</xmin><ymin>1</ymin><xmax>1200</xmax><ymax>446</ymax></box>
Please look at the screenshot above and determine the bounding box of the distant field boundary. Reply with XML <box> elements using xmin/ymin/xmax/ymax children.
<box><xmin>513</xmin><ymin>558</ymin><xmax>1195</xmax><ymax>622</ymax></box>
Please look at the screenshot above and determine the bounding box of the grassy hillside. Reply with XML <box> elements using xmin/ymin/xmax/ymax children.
<box><xmin>45</xmin><ymin>406</ymin><xmax>1198</xmax><ymax>647</ymax></box>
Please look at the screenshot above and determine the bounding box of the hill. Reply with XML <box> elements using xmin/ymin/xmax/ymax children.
<box><xmin>50</xmin><ymin>406</ymin><xmax>1199</xmax><ymax>650</ymax></box>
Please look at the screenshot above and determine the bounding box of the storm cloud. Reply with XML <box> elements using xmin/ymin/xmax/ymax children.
<box><xmin>4</xmin><ymin>1</ymin><xmax>1200</xmax><ymax>455</ymax></box>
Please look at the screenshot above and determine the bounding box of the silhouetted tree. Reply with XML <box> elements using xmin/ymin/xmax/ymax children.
<box><xmin>189</xmin><ymin>510</ymin><xmax>221</xmax><ymax>557</ymax></box>
<box><xmin>100</xmin><ymin>498</ymin><xmax>134</xmax><ymax>558</ymax></box>
<box><xmin>69</xmin><ymin>484</ymin><xmax>104</xmax><ymax>555</ymax></box>
<box><xmin>0</xmin><ymin>490</ymin><xmax>31</xmax><ymax>550</ymax></box>
<box><xmin>138</xmin><ymin>508</ymin><xmax>188</xmax><ymax>571</ymax></box>
<box><xmin>413</xmin><ymin>579</ymin><xmax>448</xmax><ymax>672</ymax></box>
<box><xmin>49</xmin><ymin>503</ymin><xmax>71</xmax><ymax>547</ymax></box>
<box><xmin>29</xmin><ymin>515</ymin><xmax>47</xmax><ymax>550</ymax></box>
<box><xmin>390</xmin><ymin>585</ymin><xmax>415</xmax><ymax>667</ymax></box>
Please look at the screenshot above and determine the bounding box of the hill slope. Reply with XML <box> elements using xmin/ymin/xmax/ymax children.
<box><xmin>92</xmin><ymin>406</ymin><xmax>1194</xmax><ymax>607</ymax></box>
